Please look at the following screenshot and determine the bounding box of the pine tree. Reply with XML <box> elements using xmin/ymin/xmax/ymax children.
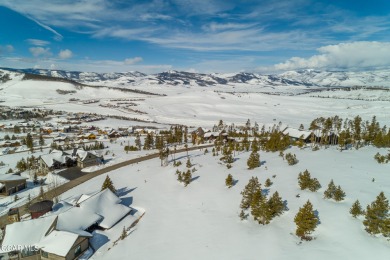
<box><xmin>298</xmin><ymin>170</ymin><xmax>311</xmax><ymax>190</ymax></box>
<box><xmin>183</xmin><ymin>170</ymin><xmax>192</xmax><ymax>187</ymax></box>
<box><xmin>350</xmin><ymin>200</ymin><xmax>364</xmax><ymax>218</ymax></box>
<box><xmin>250</xmin><ymin>189</ymin><xmax>271</xmax><ymax>225</ymax></box>
<box><xmin>324</xmin><ymin>179</ymin><xmax>336</xmax><ymax>199</ymax></box>
<box><xmin>186</xmin><ymin>158</ymin><xmax>192</xmax><ymax>168</ymax></box>
<box><xmin>101</xmin><ymin>175</ymin><xmax>117</xmax><ymax>194</ymax></box>
<box><xmin>240</xmin><ymin>177</ymin><xmax>261</xmax><ymax>210</ymax></box>
<box><xmin>39</xmin><ymin>135</ymin><xmax>45</xmax><ymax>146</ymax></box>
<box><xmin>39</xmin><ymin>186</ymin><xmax>45</xmax><ymax>200</ymax></box>
<box><xmin>294</xmin><ymin>200</ymin><xmax>319</xmax><ymax>240</ymax></box>
<box><xmin>264</xmin><ymin>178</ymin><xmax>273</xmax><ymax>187</ymax></box>
<box><xmin>239</xmin><ymin>209</ymin><xmax>247</xmax><ymax>220</ymax></box>
<box><xmin>333</xmin><ymin>185</ymin><xmax>346</xmax><ymax>201</ymax></box>
<box><xmin>363</xmin><ymin>192</ymin><xmax>390</xmax><ymax>236</ymax></box>
<box><xmin>308</xmin><ymin>178</ymin><xmax>321</xmax><ymax>192</ymax></box>
<box><xmin>135</xmin><ymin>134</ymin><xmax>142</xmax><ymax>150</ymax></box>
<box><xmin>247</xmin><ymin>151</ymin><xmax>260</xmax><ymax>169</ymax></box>
<box><xmin>225</xmin><ymin>174</ymin><xmax>234</xmax><ymax>188</ymax></box>
<box><xmin>268</xmin><ymin>191</ymin><xmax>285</xmax><ymax>218</ymax></box>
<box><xmin>120</xmin><ymin>226</ymin><xmax>127</xmax><ymax>240</ymax></box>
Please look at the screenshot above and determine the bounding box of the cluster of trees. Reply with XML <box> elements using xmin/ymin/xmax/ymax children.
<box><xmin>323</xmin><ymin>180</ymin><xmax>346</xmax><ymax>201</ymax></box>
<box><xmin>374</xmin><ymin>152</ymin><xmax>390</xmax><ymax>164</ymax></box>
<box><xmin>309</xmin><ymin>115</ymin><xmax>390</xmax><ymax>149</ymax></box>
<box><xmin>176</xmin><ymin>169</ymin><xmax>192</xmax><ymax>186</ymax></box>
<box><xmin>350</xmin><ymin>192</ymin><xmax>390</xmax><ymax>237</ymax></box>
<box><xmin>298</xmin><ymin>170</ymin><xmax>321</xmax><ymax>192</ymax></box>
<box><xmin>83</xmin><ymin>141</ymin><xmax>105</xmax><ymax>151</ymax></box>
<box><xmin>3</xmin><ymin>134</ymin><xmax>17</xmax><ymax>140</ymax></box>
<box><xmin>15</xmin><ymin>156</ymin><xmax>37</xmax><ymax>172</ymax></box>
<box><xmin>239</xmin><ymin>177</ymin><xmax>286</xmax><ymax>225</ymax></box>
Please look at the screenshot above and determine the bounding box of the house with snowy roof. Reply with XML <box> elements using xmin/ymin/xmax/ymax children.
<box><xmin>0</xmin><ymin>189</ymin><xmax>131</xmax><ymax>260</ymax></box>
<box><xmin>73</xmin><ymin>149</ymin><xmax>103</xmax><ymax>169</ymax></box>
<box><xmin>0</xmin><ymin>174</ymin><xmax>27</xmax><ymax>196</ymax></box>
<box><xmin>39</xmin><ymin>150</ymin><xmax>75</xmax><ymax>174</ymax></box>
<box><xmin>282</xmin><ymin>127</ymin><xmax>314</xmax><ymax>143</ymax></box>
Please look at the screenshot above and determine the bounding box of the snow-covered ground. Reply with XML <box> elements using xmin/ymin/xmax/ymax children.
<box><xmin>56</xmin><ymin>145</ymin><xmax>390</xmax><ymax>260</ymax></box>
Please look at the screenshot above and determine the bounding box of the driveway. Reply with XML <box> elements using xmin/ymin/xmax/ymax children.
<box><xmin>57</xmin><ymin>166</ymin><xmax>89</xmax><ymax>180</ymax></box>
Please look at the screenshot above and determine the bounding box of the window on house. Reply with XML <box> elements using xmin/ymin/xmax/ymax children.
<box><xmin>74</xmin><ymin>245</ymin><xmax>81</xmax><ymax>257</ymax></box>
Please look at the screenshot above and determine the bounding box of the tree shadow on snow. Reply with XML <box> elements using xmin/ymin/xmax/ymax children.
<box><xmin>260</xmin><ymin>160</ymin><xmax>266</xmax><ymax>166</ymax></box>
<box><xmin>262</xmin><ymin>188</ymin><xmax>270</xmax><ymax>196</ymax></box>
<box><xmin>232</xmin><ymin>179</ymin><xmax>239</xmax><ymax>187</ymax></box>
<box><xmin>116</xmin><ymin>187</ymin><xmax>137</xmax><ymax>197</ymax></box>
<box><xmin>191</xmin><ymin>176</ymin><xmax>200</xmax><ymax>182</ymax></box>
<box><xmin>314</xmin><ymin>210</ymin><xmax>321</xmax><ymax>224</ymax></box>
<box><xmin>120</xmin><ymin>196</ymin><xmax>133</xmax><ymax>207</ymax></box>
<box><xmin>283</xmin><ymin>200</ymin><xmax>289</xmax><ymax>211</ymax></box>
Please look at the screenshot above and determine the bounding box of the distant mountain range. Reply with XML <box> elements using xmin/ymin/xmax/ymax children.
<box><xmin>2</xmin><ymin>67</ymin><xmax>390</xmax><ymax>88</ymax></box>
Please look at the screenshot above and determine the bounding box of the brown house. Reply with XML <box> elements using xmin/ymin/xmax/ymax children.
<box><xmin>0</xmin><ymin>174</ymin><xmax>27</xmax><ymax>196</ymax></box>
<box><xmin>76</xmin><ymin>150</ymin><xmax>102</xmax><ymax>168</ymax></box>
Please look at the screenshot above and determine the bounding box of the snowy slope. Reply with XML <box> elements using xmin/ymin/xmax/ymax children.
<box><xmin>56</xmin><ymin>146</ymin><xmax>390</xmax><ymax>260</ymax></box>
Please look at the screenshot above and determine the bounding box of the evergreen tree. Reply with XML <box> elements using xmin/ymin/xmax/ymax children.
<box><xmin>39</xmin><ymin>186</ymin><xmax>45</xmax><ymax>200</ymax></box>
<box><xmin>120</xmin><ymin>226</ymin><xmax>127</xmax><ymax>240</ymax></box>
<box><xmin>39</xmin><ymin>135</ymin><xmax>45</xmax><ymax>146</ymax></box>
<box><xmin>26</xmin><ymin>133</ymin><xmax>33</xmax><ymax>149</ymax></box>
<box><xmin>324</xmin><ymin>180</ymin><xmax>337</xmax><ymax>199</ymax></box>
<box><xmin>183</xmin><ymin>170</ymin><xmax>192</xmax><ymax>187</ymax></box>
<box><xmin>264</xmin><ymin>178</ymin><xmax>273</xmax><ymax>187</ymax></box>
<box><xmin>186</xmin><ymin>158</ymin><xmax>192</xmax><ymax>168</ymax></box>
<box><xmin>247</xmin><ymin>151</ymin><xmax>260</xmax><ymax>169</ymax></box>
<box><xmin>333</xmin><ymin>185</ymin><xmax>346</xmax><ymax>201</ymax></box>
<box><xmin>363</xmin><ymin>192</ymin><xmax>390</xmax><ymax>236</ymax></box>
<box><xmin>135</xmin><ymin>134</ymin><xmax>142</xmax><ymax>150</ymax></box>
<box><xmin>225</xmin><ymin>174</ymin><xmax>234</xmax><ymax>188</ymax></box>
<box><xmin>298</xmin><ymin>170</ymin><xmax>312</xmax><ymax>190</ymax></box>
<box><xmin>294</xmin><ymin>200</ymin><xmax>319</xmax><ymax>240</ymax></box>
<box><xmin>250</xmin><ymin>189</ymin><xmax>271</xmax><ymax>225</ymax></box>
<box><xmin>268</xmin><ymin>191</ymin><xmax>285</xmax><ymax>218</ymax></box>
<box><xmin>308</xmin><ymin>178</ymin><xmax>321</xmax><ymax>192</ymax></box>
<box><xmin>239</xmin><ymin>209</ymin><xmax>247</xmax><ymax>220</ymax></box>
<box><xmin>350</xmin><ymin>200</ymin><xmax>364</xmax><ymax>218</ymax></box>
<box><xmin>285</xmin><ymin>153</ymin><xmax>298</xmax><ymax>165</ymax></box>
<box><xmin>240</xmin><ymin>177</ymin><xmax>261</xmax><ymax>210</ymax></box>
<box><xmin>101</xmin><ymin>175</ymin><xmax>117</xmax><ymax>194</ymax></box>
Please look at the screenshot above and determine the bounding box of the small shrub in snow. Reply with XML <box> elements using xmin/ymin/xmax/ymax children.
<box><xmin>285</xmin><ymin>153</ymin><xmax>298</xmax><ymax>165</ymax></box>
<box><xmin>264</xmin><ymin>178</ymin><xmax>273</xmax><ymax>187</ymax></box>
<box><xmin>225</xmin><ymin>174</ymin><xmax>234</xmax><ymax>188</ymax></box>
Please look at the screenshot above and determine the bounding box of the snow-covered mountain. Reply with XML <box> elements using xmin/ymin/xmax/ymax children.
<box><xmin>2</xmin><ymin>67</ymin><xmax>390</xmax><ymax>88</ymax></box>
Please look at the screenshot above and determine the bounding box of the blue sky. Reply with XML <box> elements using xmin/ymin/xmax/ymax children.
<box><xmin>1</xmin><ymin>0</ymin><xmax>390</xmax><ymax>73</ymax></box>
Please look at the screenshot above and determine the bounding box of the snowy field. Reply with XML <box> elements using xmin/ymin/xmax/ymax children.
<box><xmin>57</xmin><ymin>146</ymin><xmax>390</xmax><ymax>260</ymax></box>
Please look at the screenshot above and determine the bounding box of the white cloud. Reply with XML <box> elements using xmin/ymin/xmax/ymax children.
<box><xmin>58</xmin><ymin>49</ymin><xmax>73</xmax><ymax>59</ymax></box>
<box><xmin>29</xmin><ymin>47</ymin><xmax>52</xmax><ymax>57</ymax></box>
<box><xmin>26</xmin><ymin>39</ymin><xmax>50</xmax><ymax>46</ymax></box>
<box><xmin>124</xmin><ymin>57</ymin><xmax>143</xmax><ymax>65</ymax></box>
<box><xmin>274</xmin><ymin>42</ymin><xmax>390</xmax><ymax>71</ymax></box>
<box><xmin>0</xmin><ymin>44</ymin><xmax>14</xmax><ymax>54</ymax></box>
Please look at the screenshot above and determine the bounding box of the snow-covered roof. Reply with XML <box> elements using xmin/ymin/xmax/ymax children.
<box><xmin>282</xmin><ymin>127</ymin><xmax>312</xmax><ymax>139</ymax></box>
<box><xmin>0</xmin><ymin>174</ymin><xmax>27</xmax><ymax>182</ymax></box>
<box><xmin>204</xmin><ymin>131</ymin><xmax>220</xmax><ymax>138</ymax></box>
<box><xmin>1</xmin><ymin>215</ymin><xmax>57</xmax><ymax>253</ymax></box>
<box><xmin>40</xmin><ymin>150</ymin><xmax>69</xmax><ymax>167</ymax></box>
<box><xmin>38</xmin><ymin>230</ymin><xmax>79</xmax><ymax>257</ymax></box>
<box><xmin>80</xmin><ymin>189</ymin><xmax>131</xmax><ymax>229</ymax></box>
<box><xmin>55</xmin><ymin>207</ymin><xmax>100</xmax><ymax>237</ymax></box>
